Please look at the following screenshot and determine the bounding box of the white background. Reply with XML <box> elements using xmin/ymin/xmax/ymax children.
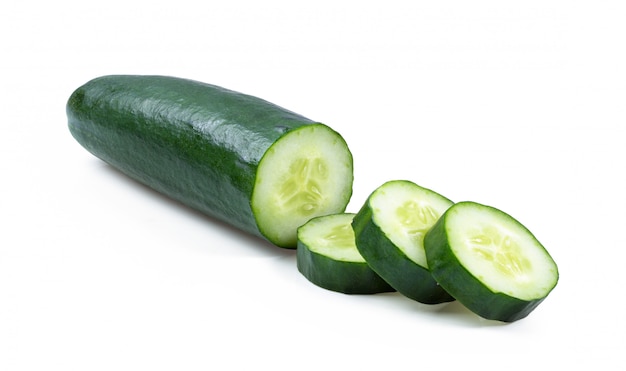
<box><xmin>2</xmin><ymin>1</ymin><xmax>625</xmax><ymax>369</ymax></box>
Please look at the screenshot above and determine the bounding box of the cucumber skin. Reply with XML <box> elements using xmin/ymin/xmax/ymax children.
<box><xmin>297</xmin><ymin>241</ymin><xmax>395</xmax><ymax>295</ymax></box>
<box><xmin>67</xmin><ymin>75</ymin><xmax>330</xmax><ymax>247</ymax></box>
<box><xmin>352</xmin><ymin>202</ymin><xmax>455</xmax><ymax>304</ymax></box>
<box><xmin>424</xmin><ymin>209</ymin><xmax>547</xmax><ymax>322</ymax></box>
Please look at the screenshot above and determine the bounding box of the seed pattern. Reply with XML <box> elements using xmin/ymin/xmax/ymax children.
<box><xmin>322</xmin><ymin>223</ymin><xmax>354</xmax><ymax>248</ymax></box>
<box><xmin>467</xmin><ymin>226</ymin><xmax>532</xmax><ymax>279</ymax></box>
<box><xmin>396</xmin><ymin>201</ymin><xmax>439</xmax><ymax>243</ymax></box>
<box><xmin>278</xmin><ymin>157</ymin><xmax>328</xmax><ymax>215</ymax></box>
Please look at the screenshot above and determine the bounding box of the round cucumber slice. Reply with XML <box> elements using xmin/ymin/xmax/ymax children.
<box><xmin>297</xmin><ymin>213</ymin><xmax>394</xmax><ymax>294</ymax></box>
<box><xmin>424</xmin><ymin>201</ymin><xmax>559</xmax><ymax>322</ymax></box>
<box><xmin>352</xmin><ymin>180</ymin><xmax>455</xmax><ymax>304</ymax></box>
<box><xmin>252</xmin><ymin>124</ymin><xmax>353</xmax><ymax>248</ymax></box>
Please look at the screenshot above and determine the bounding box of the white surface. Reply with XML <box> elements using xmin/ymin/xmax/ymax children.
<box><xmin>2</xmin><ymin>1</ymin><xmax>624</xmax><ymax>369</ymax></box>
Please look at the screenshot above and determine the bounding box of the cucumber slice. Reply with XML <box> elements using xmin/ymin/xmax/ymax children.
<box><xmin>424</xmin><ymin>201</ymin><xmax>559</xmax><ymax>322</ymax></box>
<box><xmin>352</xmin><ymin>180</ymin><xmax>455</xmax><ymax>304</ymax></box>
<box><xmin>297</xmin><ymin>213</ymin><xmax>394</xmax><ymax>294</ymax></box>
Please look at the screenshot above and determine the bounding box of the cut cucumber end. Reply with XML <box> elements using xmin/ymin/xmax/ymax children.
<box><xmin>297</xmin><ymin>213</ymin><xmax>394</xmax><ymax>294</ymax></box>
<box><xmin>425</xmin><ymin>201</ymin><xmax>559</xmax><ymax>322</ymax></box>
<box><xmin>252</xmin><ymin>124</ymin><xmax>353</xmax><ymax>248</ymax></box>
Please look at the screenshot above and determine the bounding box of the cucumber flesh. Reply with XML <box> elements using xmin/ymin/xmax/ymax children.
<box><xmin>425</xmin><ymin>201</ymin><xmax>559</xmax><ymax>322</ymax></box>
<box><xmin>297</xmin><ymin>213</ymin><xmax>394</xmax><ymax>294</ymax></box>
<box><xmin>253</xmin><ymin>125</ymin><xmax>353</xmax><ymax>248</ymax></box>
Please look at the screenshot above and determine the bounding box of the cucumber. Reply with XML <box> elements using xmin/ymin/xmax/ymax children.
<box><xmin>352</xmin><ymin>180</ymin><xmax>455</xmax><ymax>304</ymax></box>
<box><xmin>424</xmin><ymin>201</ymin><xmax>559</xmax><ymax>322</ymax></box>
<box><xmin>297</xmin><ymin>213</ymin><xmax>394</xmax><ymax>294</ymax></box>
<box><xmin>67</xmin><ymin>75</ymin><xmax>353</xmax><ymax>248</ymax></box>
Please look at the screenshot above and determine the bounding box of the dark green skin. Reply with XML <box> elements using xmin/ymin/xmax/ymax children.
<box><xmin>296</xmin><ymin>240</ymin><xmax>395</xmax><ymax>295</ymax></box>
<box><xmin>67</xmin><ymin>75</ymin><xmax>320</xmax><ymax>244</ymax></box>
<box><xmin>424</xmin><ymin>206</ymin><xmax>547</xmax><ymax>322</ymax></box>
<box><xmin>352</xmin><ymin>202</ymin><xmax>455</xmax><ymax>304</ymax></box>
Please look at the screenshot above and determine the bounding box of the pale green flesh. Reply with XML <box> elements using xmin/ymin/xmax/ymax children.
<box><xmin>298</xmin><ymin>213</ymin><xmax>365</xmax><ymax>262</ymax></box>
<box><xmin>370</xmin><ymin>181</ymin><xmax>453</xmax><ymax>267</ymax></box>
<box><xmin>252</xmin><ymin>125</ymin><xmax>353</xmax><ymax>247</ymax></box>
<box><xmin>446</xmin><ymin>204</ymin><xmax>558</xmax><ymax>301</ymax></box>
